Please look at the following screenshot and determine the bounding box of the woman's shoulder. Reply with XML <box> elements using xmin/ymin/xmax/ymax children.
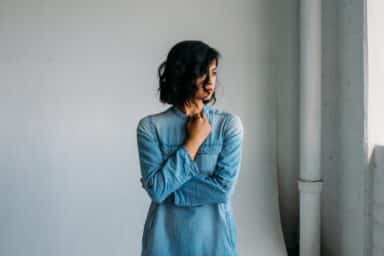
<box><xmin>209</xmin><ymin>106</ymin><xmax>243</xmax><ymax>129</ymax></box>
<box><xmin>136</xmin><ymin>107</ymin><xmax>171</xmax><ymax>131</ymax></box>
<box><xmin>137</xmin><ymin>108</ymin><xmax>165</xmax><ymax>127</ymax></box>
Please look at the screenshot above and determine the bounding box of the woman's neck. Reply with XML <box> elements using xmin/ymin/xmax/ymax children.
<box><xmin>177</xmin><ymin>100</ymin><xmax>205</xmax><ymax>116</ymax></box>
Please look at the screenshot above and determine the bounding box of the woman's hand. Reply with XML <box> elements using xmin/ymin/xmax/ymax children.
<box><xmin>186</xmin><ymin>110</ymin><xmax>211</xmax><ymax>145</ymax></box>
<box><xmin>184</xmin><ymin>110</ymin><xmax>211</xmax><ymax>160</ymax></box>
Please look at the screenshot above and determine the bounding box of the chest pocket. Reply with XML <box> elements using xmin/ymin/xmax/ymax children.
<box><xmin>194</xmin><ymin>144</ymin><xmax>222</xmax><ymax>175</ymax></box>
<box><xmin>159</xmin><ymin>143</ymin><xmax>222</xmax><ymax>175</ymax></box>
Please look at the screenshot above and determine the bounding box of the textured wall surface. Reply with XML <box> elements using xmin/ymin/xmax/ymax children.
<box><xmin>369</xmin><ymin>146</ymin><xmax>384</xmax><ymax>256</ymax></box>
<box><xmin>321</xmin><ymin>0</ymin><xmax>368</xmax><ymax>256</ymax></box>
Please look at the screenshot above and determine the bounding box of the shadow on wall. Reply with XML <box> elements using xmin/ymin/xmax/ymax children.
<box><xmin>367</xmin><ymin>145</ymin><xmax>384</xmax><ymax>255</ymax></box>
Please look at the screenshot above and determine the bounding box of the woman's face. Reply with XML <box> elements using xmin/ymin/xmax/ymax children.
<box><xmin>194</xmin><ymin>59</ymin><xmax>217</xmax><ymax>101</ymax></box>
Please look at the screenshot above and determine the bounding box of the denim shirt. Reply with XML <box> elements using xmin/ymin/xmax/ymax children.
<box><xmin>136</xmin><ymin>104</ymin><xmax>244</xmax><ymax>256</ymax></box>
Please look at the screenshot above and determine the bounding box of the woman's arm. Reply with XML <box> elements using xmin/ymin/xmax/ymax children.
<box><xmin>172</xmin><ymin>114</ymin><xmax>244</xmax><ymax>207</ymax></box>
<box><xmin>136</xmin><ymin>116</ymin><xmax>201</xmax><ymax>203</ymax></box>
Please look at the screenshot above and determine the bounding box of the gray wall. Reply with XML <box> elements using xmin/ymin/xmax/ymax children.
<box><xmin>0</xmin><ymin>0</ymin><xmax>293</xmax><ymax>255</ymax></box>
<box><xmin>322</xmin><ymin>0</ymin><xmax>368</xmax><ymax>255</ymax></box>
<box><xmin>368</xmin><ymin>146</ymin><xmax>384</xmax><ymax>256</ymax></box>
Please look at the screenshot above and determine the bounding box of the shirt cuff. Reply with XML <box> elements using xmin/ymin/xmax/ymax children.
<box><xmin>180</xmin><ymin>144</ymin><xmax>200</xmax><ymax>175</ymax></box>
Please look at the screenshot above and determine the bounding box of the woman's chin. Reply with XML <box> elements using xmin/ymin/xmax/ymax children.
<box><xmin>202</xmin><ymin>95</ymin><xmax>212</xmax><ymax>102</ymax></box>
<box><xmin>204</xmin><ymin>93</ymin><xmax>212</xmax><ymax>99</ymax></box>
<box><xmin>202</xmin><ymin>96</ymin><xmax>210</xmax><ymax>101</ymax></box>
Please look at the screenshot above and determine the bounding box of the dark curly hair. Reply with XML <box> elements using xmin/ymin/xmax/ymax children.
<box><xmin>157</xmin><ymin>40</ymin><xmax>221</xmax><ymax>107</ymax></box>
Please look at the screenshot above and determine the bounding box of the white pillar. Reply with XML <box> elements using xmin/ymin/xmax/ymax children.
<box><xmin>298</xmin><ymin>0</ymin><xmax>323</xmax><ymax>256</ymax></box>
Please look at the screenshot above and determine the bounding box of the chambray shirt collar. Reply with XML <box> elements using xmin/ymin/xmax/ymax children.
<box><xmin>171</xmin><ymin>104</ymin><xmax>210</xmax><ymax>120</ymax></box>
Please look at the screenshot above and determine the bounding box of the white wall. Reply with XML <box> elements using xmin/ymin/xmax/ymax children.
<box><xmin>367</xmin><ymin>1</ymin><xmax>384</xmax><ymax>255</ymax></box>
<box><xmin>270</xmin><ymin>0</ymin><xmax>300</xmax><ymax>251</ymax></box>
<box><xmin>0</xmin><ymin>1</ymin><xmax>294</xmax><ymax>255</ymax></box>
<box><xmin>367</xmin><ymin>0</ymin><xmax>384</xmax><ymax>154</ymax></box>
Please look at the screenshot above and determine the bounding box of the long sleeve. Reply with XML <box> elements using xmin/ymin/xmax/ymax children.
<box><xmin>172</xmin><ymin>114</ymin><xmax>244</xmax><ymax>207</ymax></box>
<box><xmin>136</xmin><ymin>116</ymin><xmax>200</xmax><ymax>204</ymax></box>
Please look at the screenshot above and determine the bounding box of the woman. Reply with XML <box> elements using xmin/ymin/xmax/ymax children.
<box><xmin>136</xmin><ymin>40</ymin><xmax>244</xmax><ymax>256</ymax></box>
